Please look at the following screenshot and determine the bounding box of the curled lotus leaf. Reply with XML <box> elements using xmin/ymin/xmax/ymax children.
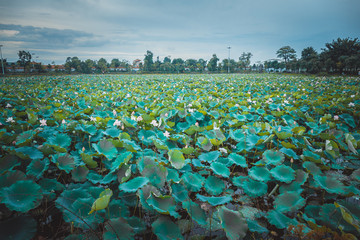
<box><xmin>47</xmin><ymin>133</ymin><xmax>71</xmax><ymax>149</ymax></box>
<box><xmin>26</xmin><ymin>158</ymin><xmax>50</xmax><ymax>180</ymax></box>
<box><xmin>210</xmin><ymin>162</ymin><xmax>230</xmax><ymax>178</ymax></box>
<box><xmin>196</xmin><ymin>194</ymin><xmax>232</xmax><ymax>206</ymax></box>
<box><xmin>313</xmin><ymin>174</ymin><xmax>347</xmax><ymax>195</ymax></box>
<box><xmin>92</xmin><ymin>139</ymin><xmax>118</xmax><ymax>160</ymax></box>
<box><xmin>168</xmin><ymin>149</ymin><xmax>185</xmax><ymax>170</ymax></box>
<box><xmin>270</xmin><ymin>165</ymin><xmax>295</xmax><ymax>183</ymax></box>
<box><xmin>198</xmin><ymin>150</ymin><xmax>221</xmax><ymax>163</ymax></box>
<box><xmin>182</xmin><ymin>200</ymin><xmax>207</xmax><ymax>226</ymax></box>
<box><xmin>228</xmin><ymin>153</ymin><xmax>247</xmax><ymax>168</ymax></box>
<box><xmin>218</xmin><ymin>206</ymin><xmax>248</xmax><ymax>240</ymax></box>
<box><xmin>266</xmin><ymin>209</ymin><xmax>297</xmax><ymax>229</ymax></box>
<box><xmin>147</xmin><ymin>193</ymin><xmax>180</xmax><ymax>218</ymax></box>
<box><xmin>51</xmin><ymin>153</ymin><xmax>76</xmax><ymax>173</ymax></box>
<box><xmin>16</xmin><ymin>130</ymin><xmax>36</xmax><ymax>145</ymax></box>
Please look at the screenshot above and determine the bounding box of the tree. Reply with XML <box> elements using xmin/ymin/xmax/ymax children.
<box><xmin>276</xmin><ymin>46</ymin><xmax>296</xmax><ymax>64</ymax></box>
<box><xmin>18</xmin><ymin>51</ymin><xmax>32</xmax><ymax>72</ymax></box>
<box><xmin>207</xmin><ymin>54</ymin><xmax>219</xmax><ymax>72</ymax></box>
<box><xmin>185</xmin><ymin>59</ymin><xmax>197</xmax><ymax>71</ymax></box>
<box><xmin>321</xmin><ymin>37</ymin><xmax>360</xmax><ymax>74</ymax></box>
<box><xmin>110</xmin><ymin>58</ymin><xmax>121</xmax><ymax>68</ymax></box>
<box><xmin>221</xmin><ymin>59</ymin><xmax>236</xmax><ymax>72</ymax></box>
<box><xmin>300</xmin><ymin>47</ymin><xmax>320</xmax><ymax>73</ymax></box>
<box><xmin>164</xmin><ymin>56</ymin><xmax>171</xmax><ymax>64</ymax></box>
<box><xmin>144</xmin><ymin>50</ymin><xmax>154</xmax><ymax>72</ymax></box>
<box><xmin>172</xmin><ymin>58</ymin><xmax>184</xmax><ymax>73</ymax></box>
<box><xmin>238</xmin><ymin>52</ymin><xmax>252</xmax><ymax>71</ymax></box>
<box><xmin>197</xmin><ymin>59</ymin><xmax>207</xmax><ymax>72</ymax></box>
<box><xmin>97</xmin><ymin>58</ymin><xmax>108</xmax><ymax>73</ymax></box>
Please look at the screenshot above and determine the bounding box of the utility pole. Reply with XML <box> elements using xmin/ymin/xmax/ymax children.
<box><xmin>227</xmin><ymin>46</ymin><xmax>231</xmax><ymax>73</ymax></box>
<box><xmin>0</xmin><ymin>45</ymin><xmax>4</xmax><ymax>76</ymax></box>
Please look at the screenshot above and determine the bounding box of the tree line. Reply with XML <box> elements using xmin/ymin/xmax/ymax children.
<box><xmin>2</xmin><ymin>37</ymin><xmax>360</xmax><ymax>75</ymax></box>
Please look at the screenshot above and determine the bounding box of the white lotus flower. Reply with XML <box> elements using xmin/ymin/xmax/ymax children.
<box><xmin>6</xmin><ymin>117</ymin><xmax>15</xmax><ymax>123</ymax></box>
<box><xmin>349</xmin><ymin>102</ymin><xmax>355</xmax><ymax>107</ymax></box>
<box><xmin>90</xmin><ymin>116</ymin><xmax>96</xmax><ymax>122</ymax></box>
<box><xmin>150</xmin><ymin>120</ymin><xmax>158</xmax><ymax>127</ymax></box>
<box><xmin>164</xmin><ymin>131</ymin><xmax>170</xmax><ymax>138</ymax></box>
<box><xmin>40</xmin><ymin>119</ymin><xmax>47</xmax><ymax>126</ymax></box>
<box><xmin>113</xmin><ymin>119</ymin><xmax>122</xmax><ymax>126</ymax></box>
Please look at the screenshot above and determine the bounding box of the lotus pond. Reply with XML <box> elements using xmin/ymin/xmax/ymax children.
<box><xmin>0</xmin><ymin>74</ymin><xmax>359</xmax><ymax>239</ymax></box>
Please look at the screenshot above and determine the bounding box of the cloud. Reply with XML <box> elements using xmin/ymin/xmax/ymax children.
<box><xmin>0</xmin><ymin>24</ymin><xmax>107</xmax><ymax>49</ymax></box>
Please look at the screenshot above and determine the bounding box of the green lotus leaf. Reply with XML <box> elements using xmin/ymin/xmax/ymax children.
<box><xmin>51</xmin><ymin>153</ymin><xmax>76</xmax><ymax>173</ymax></box>
<box><xmin>275</xmin><ymin>131</ymin><xmax>293</xmax><ymax>140</ymax></box>
<box><xmin>180</xmin><ymin>146</ymin><xmax>195</xmax><ymax>155</ymax></box>
<box><xmin>292</xmin><ymin>126</ymin><xmax>306</xmax><ymax>135</ymax></box>
<box><xmin>279</xmin><ymin>181</ymin><xmax>303</xmax><ymax>194</ymax></box>
<box><xmin>228</xmin><ymin>153</ymin><xmax>247</xmax><ymax>168</ymax></box>
<box><xmin>218</xmin><ymin>206</ymin><xmax>248</xmax><ymax>240</ymax></box>
<box><xmin>89</xmin><ymin>189</ymin><xmax>113</xmax><ymax>214</ymax></box>
<box><xmin>171</xmin><ymin>182</ymin><xmax>189</xmax><ymax>202</ymax></box>
<box><xmin>181</xmin><ymin>172</ymin><xmax>205</xmax><ymax>192</ymax></box>
<box><xmin>243</xmin><ymin>178</ymin><xmax>268</xmax><ymax>198</ymax></box>
<box><xmin>274</xmin><ymin>191</ymin><xmax>306</xmax><ymax>213</ymax></box>
<box><xmin>103</xmin><ymin>127</ymin><xmax>121</xmax><ymax>138</ymax></box>
<box><xmin>16</xmin><ymin>130</ymin><xmax>36</xmax><ymax>146</ymax></box>
<box><xmin>0</xmin><ymin>155</ymin><xmax>21</xmax><ymax>174</ymax></box>
<box><xmin>266</xmin><ymin>209</ymin><xmax>297</xmax><ymax>229</ymax></box>
<box><xmin>121</xmin><ymin>139</ymin><xmax>141</xmax><ymax>152</ymax></box>
<box><xmin>168</xmin><ymin>149</ymin><xmax>185</xmax><ymax>169</ymax></box>
<box><xmin>71</xmin><ymin>166</ymin><xmax>89</xmax><ymax>182</ymax></box>
<box><xmin>76</xmin><ymin>124</ymin><xmax>97</xmax><ymax>135</ymax></box>
<box><xmin>103</xmin><ymin>217</ymin><xmax>134</xmax><ymax>240</ymax></box>
<box><xmin>93</xmin><ymin>139</ymin><xmax>118</xmax><ymax>160</ymax></box>
<box><xmin>351</xmin><ymin>168</ymin><xmax>360</xmax><ymax>181</ymax></box>
<box><xmin>340</xmin><ymin>114</ymin><xmax>356</xmax><ymax>128</ymax></box>
<box><xmin>167</xmin><ymin>168</ymin><xmax>181</xmax><ymax>183</ymax></box>
<box><xmin>110</xmin><ymin>151</ymin><xmax>133</xmax><ymax>173</ymax></box>
<box><xmin>204</xmin><ymin>175</ymin><xmax>225</xmax><ymax>195</ymax></box>
<box><xmin>0</xmin><ymin>180</ymin><xmax>42</xmax><ymax>212</ymax></box>
<box><xmin>198</xmin><ymin>150</ymin><xmax>221</xmax><ymax>163</ymax></box>
<box><xmin>119</xmin><ymin>176</ymin><xmax>149</xmax><ymax>193</ymax></box>
<box><xmin>62</xmin><ymin>197</ymin><xmax>104</xmax><ymax>230</ymax></box>
<box><xmin>232</xmin><ymin>176</ymin><xmax>248</xmax><ymax>187</ymax></box>
<box><xmin>0</xmin><ymin>215</ymin><xmax>37</xmax><ymax>240</ymax></box>
<box><xmin>210</xmin><ymin>162</ymin><xmax>230</xmax><ymax>178</ymax></box>
<box><xmin>345</xmin><ymin>133</ymin><xmax>358</xmax><ymax>155</ymax></box>
<box><xmin>138</xmin><ymin>129</ymin><xmax>156</xmax><ymax>146</ymax></box>
<box><xmin>247</xmin><ymin>134</ymin><xmax>261</xmax><ymax>146</ymax></box>
<box><xmin>137</xmin><ymin>184</ymin><xmax>161</xmax><ymax>211</ymax></box>
<box><xmin>294</xmin><ymin>169</ymin><xmax>309</xmax><ymax>185</ymax></box>
<box><xmin>302</xmin><ymin>161</ymin><xmax>322</xmax><ymax>175</ymax></box>
<box><xmin>0</xmin><ymin>170</ymin><xmax>27</xmax><ymax>188</ymax></box>
<box><xmin>280</xmin><ymin>147</ymin><xmax>299</xmax><ymax>159</ymax></box>
<box><xmin>141</xmin><ymin>164</ymin><xmax>167</xmax><ymax>188</ymax></box>
<box><xmin>248</xmin><ymin>166</ymin><xmax>271</xmax><ymax>182</ymax></box>
<box><xmin>303</xmin><ymin>150</ymin><xmax>321</xmax><ymax>163</ymax></box>
<box><xmin>117</xmin><ymin>163</ymin><xmax>132</xmax><ymax>183</ymax></box>
<box><xmin>152</xmin><ymin>216</ymin><xmax>184</xmax><ymax>240</ymax></box>
<box><xmin>15</xmin><ymin>146</ymin><xmax>44</xmax><ymax>160</ymax></box>
<box><xmin>47</xmin><ymin>133</ymin><xmax>71</xmax><ymax>149</ymax></box>
<box><xmin>270</xmin><ymin>165</ymin><xmax>295</xmax><ymax>183</ymax></box>
<box><xmin>182</xmin><ymin>200</ymin><xmax>207</xmax><ymax>226</ymax></box>
<box><xmin>147</xmin><ymin>192</ymin><xmax>180</xmax><ymax>218</ymax></box>
<box><xmin>263</xmin><ymin>149</ymin><xmax>285</xmax><ymax>165</ymax></box>
<box><xmin>239</xmin><ymin>206</ymin><xmax>262</xmax><ymax>220</ymax></box>
<box><xmin>313</xmin><ymin>174</ymin><xmax>347</xmax><ymax>195</ymax></box>
<box><xmin>196</xmin><ymin>194</ymin><xmax>232</xmax><ymax>206</ymax></box>
<box><xmin>39</xmin><ymin>178</ymin><xmax>64</xmax><ymax>195</ymax></box>
<box><xmin>26</xmin><ymin>158</ymin><xmax>50</xmax><ymax>180</ymax></box>
<box><xmin>197</xmin><ymin>136</ymin><xmax>213</xmax><ymax>151</ymax></box>
<box><xmin>80</xmin><ymin>152</ymin><xmax>98</xmax><ymax>168</ymax></box>
<box><xmin>247</xmin><ymin>219</ymin><xmax>269</xmax><ymax>233</ymax></box>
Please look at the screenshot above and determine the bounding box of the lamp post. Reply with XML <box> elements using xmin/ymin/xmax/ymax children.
<box><xmin>0</xmin><ymin>45</ymin><xmax>4</xmax><ymax>76</ymax></box>
<box><xmin>227</xmin><ymin>46</ymin><xmax>231</xmax><ymax>73</ymax></box>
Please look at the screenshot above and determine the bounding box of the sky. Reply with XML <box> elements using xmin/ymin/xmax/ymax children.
<box><xmin>0</xmin><ymin>0</ymin><xmax>359</xmax><ymax>65</ymax></box>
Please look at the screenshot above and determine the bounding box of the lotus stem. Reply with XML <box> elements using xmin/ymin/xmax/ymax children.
<box><xmin>268</xmin><ymin>184</ymin><xmax>279</xmax><ymax>197</ymax></box>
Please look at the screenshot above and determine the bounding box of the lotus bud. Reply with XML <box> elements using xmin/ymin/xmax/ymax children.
<box><xmin>82</xmin><ymin>147</ymin><xmax>85</xmax><ymax>152</ymax></box>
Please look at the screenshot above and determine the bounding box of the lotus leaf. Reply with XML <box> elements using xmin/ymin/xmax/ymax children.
<box><xmin>247</xmin><ymin>219</ymin><xmax>269</xmax><ymax>233</ymax></box>
<box><xmin>152</xmin><ymin>216</ymin><xmax>184</xmax><ymax>240</ymax></box>
<box><xmin>0</xmin><ymin>180</ymin><xmax>42</xmax><ymax>212</ymax></box>
<box><xmin>147</xmin><ymin>192</ymin><xmax>180</xmax><ymax>218</ymax></box>
<box><xmin>204</xmin><ymin>175</ymin><xmax>225</xmax><ymax>195</ymax></box>
<box><xmin>228</xmin><ymin>153</ymin><xmax>247</xmax><ymax>168</ymax></box>
<box><xmin>15</xmin><ymin>146</ymin><xmax>44</xmax><ymax>160</ymax></box>
<box><xmin>0</xmin><ymin>215</ymin><xmax>37</xmax><ymax>240</ymax></box>
<box><xmin>196</xmin><ymin>194</ymin><xmax>232</xmax><ymax>206</ymax></box>
<box><xmin>141</xmin><ymin>164</ymin><xmax>167</xmax><ymax>188</ymax></box>
<box><xmin>232</xmin><ymin>175</ymin><xmax>248</xmax><ymax>187</ymax></box>
<box><xmin>280</xmin><ymin>147</ymin><xmax>299</xmax><ymax>159</ymax></box>
<box><xmin>26</xmin><ymin>158</ymin><xmax>50</xmax><ymax>179</ymax></box>
<box><xmin>47</xmin><ymin>133</ymin><xmax>71</xmax><ymax>150</ymax></box>
<box><xmin>302</xmin><ymin>161</ymin><xmax>322</xmax><ymax>175</ymax></box>
<box><xmin>181</xmin><ymin>172</ymin><xmax>205</xmax><ymax>192</ymax></box>
<box><xmin>171</xmin><ymin>182</ymin><xmax>189</xmax><ymax>202</ymax></box>
<box><xmin>167</xmin><ymin>168</ymin><xmax>180</xmax><ymax>182</ymax></box>
<box><xmin>52</xmin><ymin>153</ymin><xmax>76</xmax><ymax>173</ymax></box>
<box><xmin>210</xmin><ymin>162</ymin><xmax>230</xmax><ymax>178</ymax></box>
<box><xmin>217</xmin><ymin>206</ymin><xmax>248</xmax><ymax>240</ymax></box>
<box><xmin>198</xmin><ymin>150</ymin><xmax>221</xmax><ymax>162</ymax></box>
<box><xmin>243</xmin><ymin>178</ymin><xmax>268</xmax><ymax>198</ymax></box>
<box><xmin>248</xmin><ymin>166</ymin><xmax>271</xmax><ymax>182</ymax></box>
<box><xmin>119</xmin><ymin>176</ymin><xmax>149</xmax><ymax>193</ymax></box>
<box><xmin>16</xmin><ymin>130</ymin><xmax>36</xmax><ymax>145</ymax></box>
<box><xmin>92</xmin><ymin>139</ymin><xmax>118</xmax><ymax>160</ymax></box>
<box><xmin>182</xmin><ymin>200</ymin><xmax>207</xmax><ymax>226</ymax></box>
<box><xmin>352</xmin><ymin>168</ymin><xmax>360</xmax><ymax>181</ymax></box>
<box><xmin>110</xmin><ymin>151</ymin><xmax>132</xmax><ymax>172</ymax></box>
<box><xmin>274</xmin><ymin>191</ymin><xmax>306</xmax><ymax>213</ymax></box>
<box><xmin>263</xmin><ymin>149</ymin><xmax>285</xmax><ymax>165</ymax></box>
<box><xmin>168</xmin><ymin>149</ymin><xmax>185</xmax><ymax>169</ymax></box>
<box><xmin>137</xmin><ymin>184</ymin><xmax>161</xmax><ymax>211</ymax></box>
<box><xmin>313</xmin><ymin>174</ymin><xmax>347</xmax><ymax>195</ymax></box>
<box><xmin>89</xmin><ymin>189</ymin><xmax>113</xmax><ymax>214</ymax></box>
<box><xmin>270</xmin><ymin>165</ymin><xmax>295</xmax><ymax>183</ymax></box>
<box><xmin>266</xmin><ymin>209</ymin><xmax>297</xmax><ymax>229</ymax></box>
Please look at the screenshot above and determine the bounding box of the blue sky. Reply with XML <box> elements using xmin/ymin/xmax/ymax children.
<box><xmin>0</xmin><ymin>0</ymin><xmax>359</xmax><ymax>65</ymax></box>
